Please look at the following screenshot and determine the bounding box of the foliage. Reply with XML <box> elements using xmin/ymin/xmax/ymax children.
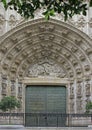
<box><xmin>1</xmin><ymin>0</ymin><xmax>92</xmax><ymax>20</ymax></box>
<box><xmin>85</xmin><ymin>101</ymin><xmax>92</xmax><ymax>113</ymax></box>
<box><xmin>0</xmin><ymin>96</ymin><xmax>21</xmax><ymax>124</ymax></box>
<box><xmin>0</xmin><ymin>96</ymin><xmax>21</xmax><ymax>112</ymax></box>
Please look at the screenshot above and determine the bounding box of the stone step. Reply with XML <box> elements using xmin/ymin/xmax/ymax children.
<box><xmin>0</xmin><ymin>125</ymin><xmax>24</xmax><ymax>129</ymax></box>
<box><xmin>25</xmin><ymin>127</ymin><xmax>92</xmax><ymax>130</ymax></box>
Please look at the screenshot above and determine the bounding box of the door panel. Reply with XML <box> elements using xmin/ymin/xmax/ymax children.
<box><xmin>25</xmin><ymin>85</ymin><xmax>66</xmax><ymax>126</ymax></box>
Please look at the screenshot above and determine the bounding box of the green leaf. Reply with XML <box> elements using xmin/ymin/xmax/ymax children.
<box><xmin>1</xmin><ymin>0</ymin><xmax>8</xmax><ymax>9</ymax></box>
<box><xmin>90</xmin><ymin>0</ymin><xmax>92</xmax><ymax>6</ymax></box>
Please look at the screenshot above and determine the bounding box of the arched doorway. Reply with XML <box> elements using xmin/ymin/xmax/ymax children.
<box><xmin>0</xmin><ymin>18</ymin><xmax>92</xmax><ymax>125</ymax></box>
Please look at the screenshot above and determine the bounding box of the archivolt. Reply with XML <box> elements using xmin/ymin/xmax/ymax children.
<box><xmin>0</xmin><ymin>18</ymin><xmax>92</xmax><ymax>82</ymax></box>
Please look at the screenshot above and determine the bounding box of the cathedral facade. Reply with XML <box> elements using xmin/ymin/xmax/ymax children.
<box><xmin>0</xmin><ymin>2</ymin><xmax>92</xmax><ymax>120</ymax></box>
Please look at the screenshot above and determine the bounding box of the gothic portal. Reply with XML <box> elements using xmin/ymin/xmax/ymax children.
<box><xmin>0</xmin><ymin>17</ymin><xmax>92</xmax><ymax>116</ymax></box>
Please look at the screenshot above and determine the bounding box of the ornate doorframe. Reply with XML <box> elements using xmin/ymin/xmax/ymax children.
<box><xmin>23</xmin><ymin>77</ymin><xmax>69</xmax><ymax>114</ymax></box>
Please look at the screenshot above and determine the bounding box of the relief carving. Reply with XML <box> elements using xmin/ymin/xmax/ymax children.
<box><xmin>22</xmin><ymin>52</ymin><xmax>28</xmax><ymax>58</ymax></box>
<box><xmin>0</xmin><ymin>14</ymin><xmax>5</xmax><ymax>35</ymax></box>
<box><xmin>89</xmin><ymin>18</ymin><xmax>92</xmax><ymax>28</ymax></box>
<box><xmin>11</xmin><ymin>66</ymin><xmax>17</xmax><ymax>73</ymax></box>
<box><xmin>70</xmin><ymin>84</ymin><xmax>74</xmax><ymax>99</ymax></box>
<box><xmin>2</xmin><ymin>77</ymin><xmax>7</xmax><ymax>95</ymax></box>
<box><xmin>79</xmin><ymin>55</ymin><xmax>85</xmax><ymax>61</ymax></box>
<box><xmin>70</xmin><ymin>101</ymin><xmax>74</xmax><ymax>112</ymax></box>
<box><xmin>69</xmin><ymin>71</ymin><xmax>74</xmax><ymax>78</ymax></box>
<box><xmin>74</xmin><ymin>38</ymin><xmax>82</xmax><ymax>44</ymax></box>
<box><xmin>18</xmin><ymin>83</ymin><xmax>22</xmax><ymax>97</ymax></box>
<box><xmin>10</xmin><ymin>37</ymin><xmax>18</xmax><ymax>44</ymax></box>
<box><xmin>84</xmin><ymin>65</ymin><xmax>90</xmax><ymax>71</ymax></box>
<box><xmin>3</xmin><ymin>63</ymin><xmax>8</xmax><ymax>70</ymax></box>
<box><xmin>71</xmin><ymin>46</ymin><xmax>78</xmax><ymax>52</ymax></box>
<box><xmin>15</xmin><ymin>45</ymin><xmax>22</xmax><ymax>52</ymax></box>
<box><xmin>77</xmin><ymin>83</ymin><xmax>82</xmax><ymax>98</ymax></box>
<box><xmin>22</xmin><ymin>64</ymin><xmax>27</xmax><ymax>70</ymax></box>
<box><xmin>25</xmin><ymin>29</ymin><xmax>32</xmax><ymax>37</ymax></box>
<box><xmin>11</xmin><ymin>80</ymin><xmax>16</xmax><ymax>96</ymax></box>
<box><xmin>27</xmin><ymin>39</ymin><xmax>33</xmax><ymax>45</ymax></box>
<box><xmin>9</xmin><ymin>15</ymin><xmax>17</xmax><ymax>27</ymax></box>
<box><xmin>85</xmin><ymin>83</ymin><xmax>90</xmax><ymax>96</ymax></box>
<box><xmin>64</xmin><ymin>52</ymin><xmax>71</xmax><ymax>58</ymax></box>
<box><xmin>15</xmin><ymin>59</ymin><xmax>21</xmax><ymax>65</ymax></box>
<box><xmin>27</xmin><ymin>59</ymin><xmax>66</xmax><ymax>78</ymax></box>
<box><xmin>76</xmin><ymin>68</ymin><xmax>81</xmax><ymax>74</ymax></box>
<box><xmin>39</xmin><ymin>34</ymin><xmax>55</xmax><ymax>41</ymax></box>
<box><xmin>18</xmin><ymin>71</ymin><xmax>23</xmax><ymax>77</ymax></box>
<box><xmin>60</xmin><ymin>39</ymin><xmax>67</xmax><ymax>46</ymax></box>
<box><xmin>0</xmin><ymin>46</ymin><xmax>7</xmax><ymax>53</ymax></box>
<box><xmin>39</xmin><ymin>25</ymin><xmax>55</xmax><ymax>32</ymax></box>
<box><xmin>62</xmin><ymin>29</ymin><xmax>69</xmax><ymax>36</ymax></box>
<box><xmin>77</xmin><ymin>99</ymin><xmax>82</xmax><ymax>111</ymax></box>
<box><xmin>86</xmin><ymin>48</ymin><xmax>92</xmax><ymax>55</ymax></box>
<box><xmin>77</xmin><ymin>17</ymin><xmax>86</xmax><ymax>28</ymax></box>
<box><xmin>71</xmin><ymin>59</ymin><xmax>78</xmax><ymax>66</ymax></box>
<box><xmin>7</xmin><ymin>53</ymin><xmax>13</xmax><ymax>60</ymax></box>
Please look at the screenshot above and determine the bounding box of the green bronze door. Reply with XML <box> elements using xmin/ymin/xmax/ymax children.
<box><xmin>25</xmin><ymin>85</ymin><xmax>66</xmax><ymax>126</ymax></box>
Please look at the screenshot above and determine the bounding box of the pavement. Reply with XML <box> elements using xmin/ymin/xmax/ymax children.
<box><xmin>0</xmin><ymin>127</ymin><xmax>92</xmax><ymax>130</ymax></box>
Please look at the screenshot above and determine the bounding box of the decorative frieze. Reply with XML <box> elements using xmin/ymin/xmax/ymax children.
<box><xmin>38</xmin><ymin>34</ymin><xmax>55</xmax><ymax>41</ymax></box>
<box><xmin>39</xmin><ymin>25</ymin><xmax>55</xmax><ymax>32</ymax></box>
